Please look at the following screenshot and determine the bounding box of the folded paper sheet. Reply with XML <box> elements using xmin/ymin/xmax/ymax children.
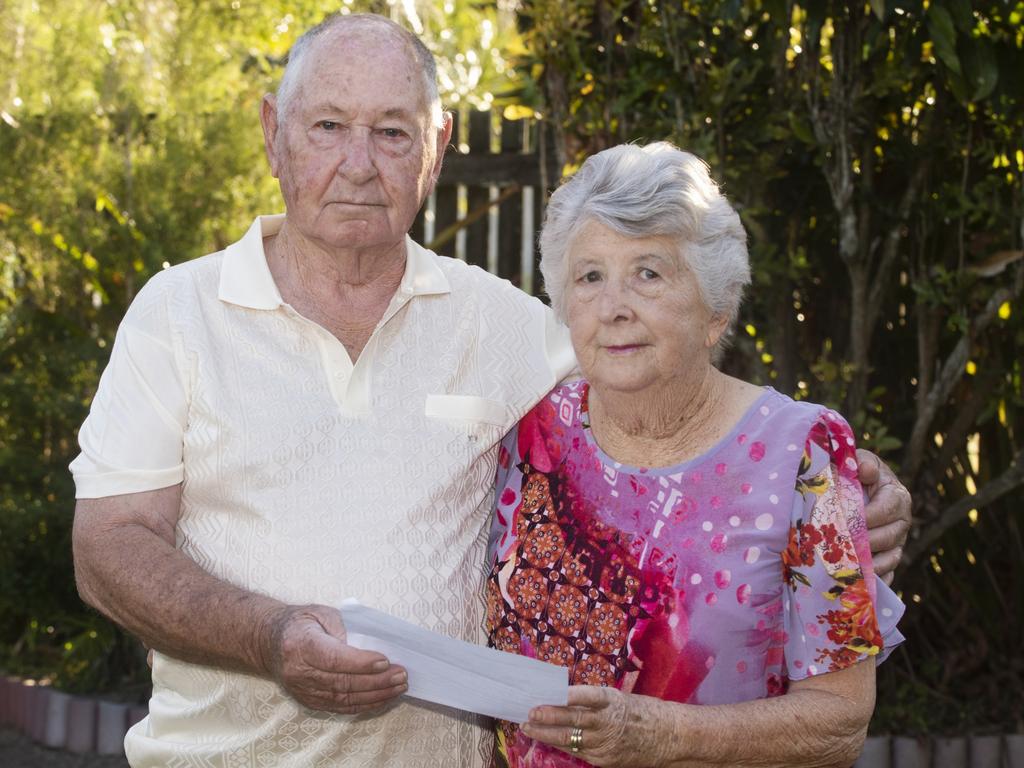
<box><xmin>340</xmin><ymin>599</ymin><xmax>568</xmax><ymax>723</ymax></box>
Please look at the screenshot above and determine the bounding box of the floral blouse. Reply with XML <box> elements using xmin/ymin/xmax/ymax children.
<box><xmin>486</xmin><ymin>382</ymin><xmax>905</xmax><ymax>768</ymax></box>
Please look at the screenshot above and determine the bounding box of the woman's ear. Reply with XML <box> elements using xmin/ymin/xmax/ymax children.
<box><xmin>705</xmin><ymin>314</ymin><xmax>730</xmax><ymax>348</ymax></box>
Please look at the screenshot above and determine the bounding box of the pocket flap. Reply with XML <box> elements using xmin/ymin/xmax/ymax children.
<box><xmin>425</xmin><ymin>394</ymin><xmax>508</xmax><ymax>427</ymax></box>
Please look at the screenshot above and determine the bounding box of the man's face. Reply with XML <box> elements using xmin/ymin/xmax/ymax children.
<box><xmin>262</xmin><ymin>29</ymin><xmax>450</xmax><ymax>254</ymax></box>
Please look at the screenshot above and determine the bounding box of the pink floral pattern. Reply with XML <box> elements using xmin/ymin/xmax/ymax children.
<box><xmin>487</xmin><ymin>382</ymin><xmax>904</xmax><ymax>768</ymax></box>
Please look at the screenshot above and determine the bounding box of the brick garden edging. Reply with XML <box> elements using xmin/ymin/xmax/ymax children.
<box><xmin>0</xmin><ymin>676</ymin><xmax>147</xmax><ymax>756</ymax></box>
<box><xmin>852</xmin><ymin>735</ymin><xmax>1023</xmax><ymax>767</ymax></box>
<box><xmin>3</xmin><ymin>674</ymin><xmax>1023</xmax><ymax>765</ymax></box>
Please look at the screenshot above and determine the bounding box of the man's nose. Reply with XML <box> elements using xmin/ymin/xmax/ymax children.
<box><xmin>337</xmin><ymin>129</ymin><xmax>377</xmax><ymax>184</ymax></box>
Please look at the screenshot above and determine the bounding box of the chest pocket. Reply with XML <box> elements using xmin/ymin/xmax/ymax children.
<box><xmin>425</xmin><ymin>394</ymin><xmax>509</xmax><ymax>449</ymax></box>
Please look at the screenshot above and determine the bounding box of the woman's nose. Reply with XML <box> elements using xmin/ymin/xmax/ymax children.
<box><xmin>596</xmin><ymin>281</ymin><xmax>634</xmax><ymax>323</ymax></box>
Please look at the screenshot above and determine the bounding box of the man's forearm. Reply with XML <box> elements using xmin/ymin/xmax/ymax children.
<box><xmin>73</xmin><ymin>497</ymin><xmax>284</xmax><ymax>676</ymax></box>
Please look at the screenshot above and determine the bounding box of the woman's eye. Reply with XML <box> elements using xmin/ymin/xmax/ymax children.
<box><xmin>639</xmin><ymin>268</ymin><xmax>660</xmax><ymax>280</ymax></box>
<box><xmin>579</xmin><ymin>271</ymin><xmax>601</xmax><ymax>283</ymax></box>
<box><xmin>317</xmin><ymin>121</ymin><xmax>339</xmax><ymax>131</ymax></box>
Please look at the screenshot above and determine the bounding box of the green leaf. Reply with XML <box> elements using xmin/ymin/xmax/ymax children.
<box><xmin>961</xmin><ymin>38</ymin><xmax>999</xmax><ymax>101</ymax></box>
<box><xmin>944</xmin><ymin>0</ymin><xmax>975</xmax><ymax>32</ymax></box>
<box><xmin>789</xmin><ymin>112</ymin><xmax>814</xmax><ymax>144</ymax></box>
<box><xmin>869</xmin><ymin>0</ymin><xmax>886</xmax><ymax>21</ymax></box>
<box><xmin>927</xmin><ymin>6</ymin><xmax>961</xmax><ymax>75</ymax></box>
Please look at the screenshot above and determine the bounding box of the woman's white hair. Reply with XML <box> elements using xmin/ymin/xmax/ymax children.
<box><xmin>276</xmin><ymin>13</ymin><xmax>443</xmax><ymax>128</ymax></box>
<box><xmin>539</xmin><ymin>142</ymin><xmax>751</xmax><ymax>356</ymax></box>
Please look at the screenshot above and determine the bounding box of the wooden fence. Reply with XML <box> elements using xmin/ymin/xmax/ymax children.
<box><xmin>409</xmin><ymin>107</ymin><xmax>561</xmax><ymax>296</ymax></box>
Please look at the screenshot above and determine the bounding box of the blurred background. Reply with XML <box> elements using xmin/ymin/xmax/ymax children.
<box><xmin>0</xmin><ymin>0</ymin><xmax>1021</xmax><ymax>746</ymax></box>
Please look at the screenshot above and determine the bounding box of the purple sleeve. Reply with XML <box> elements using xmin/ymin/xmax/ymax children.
<box><xmin>781</xmin><ymin>412</ymin><xmax>904</xmax><ymax>680</ymax></box>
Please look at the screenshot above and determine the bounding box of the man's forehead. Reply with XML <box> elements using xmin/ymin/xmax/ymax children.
<box><xmin>301</xmin><ymin>99</ymin><xmax>426</xmax><ymax>122</ymax></box>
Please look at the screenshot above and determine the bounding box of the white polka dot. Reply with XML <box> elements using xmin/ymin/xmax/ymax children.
<box><xmin>668</xmin><ymin>613</ymin><xmax>680</xmax><ymax>628</ymax></box>
<box><xmin>702</xmin><ymin>521</ymin><xmax>713</xmax><ymax>532</ymax></box>
<box><xmin>755</xmin><ymin>513</ymin><xmax>774</xmax><ymax>530</ymax></box>
<box><xmin>760</xmin><ymin>406</ymin><xmax>770</xmax><ymax>416</ymax></box>
<box><xmin>882</xmin><ymin>607</ymin><xmax>893</xmax><ymax>618</ymax></box>
<box><xmin>808</xmin><ymin>664</ymin><xmax>818</xmax><ymax>675</ymax></box>
<box><xmin>768</xmin><ymin>472</ymin><xmax>778</xmax><ymax>480</ymax></box>
<box><xmin>690</xmin><ymin>573</ymin><xmax>703</xmax><ymax>585</ymax></box>
<box><xmin>769</xmin><ymin>494</ymin><xmax>779</xmax><ymax>505</ymax></box>
<box><xmin>845</xmin><ymin>457</ymin><xmax>858</xmax><ymax>470</ymax></box>
<box><xmin>787</xmin><ymin>444</ymin><xmax>798</xmax><ymax>451</ymax></box>
<box><xmin>729</xmin><ymin>516</ymin><xmax>741</xmax><ymax>527</ymax></box>
<box><xmin>744</xmin><ymin>546</ymin><xmax>761</xmax><ymax>563</ymax></box>
<box><xmin>846</xmin><ymin>437</ymin><xmax>855</xmax><ymax>446</ymax></box>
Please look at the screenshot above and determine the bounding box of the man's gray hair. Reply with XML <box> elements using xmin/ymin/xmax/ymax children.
<box><xmin>539</xmin><ymin>142</ymin><xmax>751</xmax><ymax>354</ymax></box>
<box><xmin>276</xmin><ymin>13</ymin><xmax>443</xmax><ymax>127</ymax></box>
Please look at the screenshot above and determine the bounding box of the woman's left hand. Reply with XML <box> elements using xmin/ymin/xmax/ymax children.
<box><xmin>521</xmin><ymin>685</ymin><xmax>676</xmax><ymax>767</ymax></box>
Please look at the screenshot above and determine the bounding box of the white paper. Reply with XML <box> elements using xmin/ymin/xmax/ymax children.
<box><xmin>340</xmin><ymin>599</ymin><xmax>568</xmax><ymax>723</ymax></box>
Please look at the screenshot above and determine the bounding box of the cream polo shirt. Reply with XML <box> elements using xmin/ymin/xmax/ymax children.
<box><xmin>70</xmin><ymin>215</ymin><xmax>576</xmax><ymax>768</ymax></box>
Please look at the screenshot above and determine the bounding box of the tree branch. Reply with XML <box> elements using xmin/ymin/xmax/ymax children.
<box><xmin>866</xmin><ymin>160</ymin><xmax>929</xmax><ymax>332</ymax></box>
<box><xmin>904</xmin><ymin>446</ymin><xmax>1024</xmax><ymax>567</ymax></box>
<box><xmin>903</xmin><ymin>263</ymin><xmax>1024</xmax><ymax>481</ymax></box>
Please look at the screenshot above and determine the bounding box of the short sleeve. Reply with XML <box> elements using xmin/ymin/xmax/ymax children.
<box><xmin>542</xmin><ymin>304</ymin><xmax>579</xmax><ymax>385</ymax></box>
<box><xmin>69</xmin><ymin>272</ymin><xmax>189</xmax><ymax>498</ymax></box>
<box><xmin>780</xmin><ymin>410</ymin><xmax>904</xmax><ymax>680</ymax></box>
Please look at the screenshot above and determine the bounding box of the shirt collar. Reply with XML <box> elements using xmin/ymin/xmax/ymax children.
<box><xmin>218</xmin><ymin>215</ymin><xmax>451</xmax><ymax>310</ymax></box>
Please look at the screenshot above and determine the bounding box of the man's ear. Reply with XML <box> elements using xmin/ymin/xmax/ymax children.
<box><xmin>427</xmin><ymin>111</ymin><xmax>454</xmax><ymax>193</ymax></box>
<box><xmin>260</xmin><ymin>94</ymin><xmax>282</xmax><ymax>179</ymax></box>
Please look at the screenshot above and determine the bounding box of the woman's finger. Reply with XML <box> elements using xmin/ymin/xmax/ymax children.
<box><xmin>520</xmin><ymin>722</ymin><xmax>596</xmax><ymax>756</ymax></box>
<box><xmin>528</xmin><ymin>704</ymin><xmax>595</xmax><ymax>727</ymax></box>
<box><xmin>567</xmin><ymin>684</ymin><xmax>612</xmax><ymax>709</ymax></box>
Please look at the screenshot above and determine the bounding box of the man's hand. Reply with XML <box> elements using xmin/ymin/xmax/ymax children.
<box><xmin>857</xmin><ymin>448</ymin><xmax>912</xmax><ymax>585</ymax></box>
<box><xmin>264</xmin><ymin>604</ymin><xmax>408</xmax><ymax>715</ymax></box>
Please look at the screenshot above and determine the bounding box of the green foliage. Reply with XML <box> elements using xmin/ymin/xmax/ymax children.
<box><xmin>519</xmin><ymin>0</ymin><xmax>1024</xmax><ymax>733</ymax></box>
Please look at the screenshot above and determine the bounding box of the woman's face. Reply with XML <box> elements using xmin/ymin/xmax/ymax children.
<box><xmin>564</xmin><ymin>220</ymin><xmax>727</xmax><ymax>395</ymax></box>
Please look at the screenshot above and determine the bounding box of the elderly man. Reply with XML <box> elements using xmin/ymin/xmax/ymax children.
<box><xmin>70</xmin><ymin>13</ymin><xmax>910</xmax><ymax>768</ymax></box>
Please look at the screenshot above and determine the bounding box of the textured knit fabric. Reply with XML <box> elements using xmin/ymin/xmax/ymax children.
<box><xmin>486</xmin><ymin>381</ymin><xmax>905</xmax><ymax>768</ymax></box>
<box><xmin>70</xmin><ymin>215</ymin><xmax>576</xmax><ymax>768</ymax></box>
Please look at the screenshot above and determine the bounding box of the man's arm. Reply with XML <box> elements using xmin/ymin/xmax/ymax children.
<box><xmin>857</xmin><ymin>449</ymin><xmax>912</xmax><ymax>584</ymax></box>
<box><xmin>73</xmin><ymin>485</ymin><xmax>408</xmax><ymax>714</ymax></box>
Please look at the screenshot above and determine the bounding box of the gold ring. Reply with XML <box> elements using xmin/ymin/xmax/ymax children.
<box><xmin>569</xmin><ymin>726</ymin><xmax>583</xmax><ymax>754</ymax></box>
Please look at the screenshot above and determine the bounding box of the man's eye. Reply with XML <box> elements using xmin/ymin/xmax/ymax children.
<box><xmin>380</xmin><ymin>128</ymin><xmax>406</xmax><ymax>139</ymax></box>
<box><xmin>317</xmin><ymin>121</ymin><xmax>339</xmax><ymax>131</ymax></box>
<box><xmin>579</xmin><ymin>271</ymin><xmax>601</xmax><ymax>283</ymax></box>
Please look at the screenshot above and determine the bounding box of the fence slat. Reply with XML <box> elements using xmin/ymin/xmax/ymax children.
<box><xmin>498</xmin><ymin>116</ymin><xmax>525</xmax><ymax>285</ymax></box>
<box><xmin>433</xmin><ymin>112</ymin><xmax>460</xmax><ymax>258</ymax></box>
<box><xmin>465</xmin><ymin>109</ymin><xmax>492</xmax><ymax>269</ymax></box>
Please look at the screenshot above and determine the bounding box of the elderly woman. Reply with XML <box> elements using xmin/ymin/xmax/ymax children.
<box><xmin>485</xmin><ymin>142</ymin><xmax>904</xmax><ymax>768</ymax></box>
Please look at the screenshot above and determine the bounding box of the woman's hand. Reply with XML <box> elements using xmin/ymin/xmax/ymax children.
<box><xmin>522</xmin><ymin>686</ymin><xmax>674</xmax><ymax>767</ymax></box>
